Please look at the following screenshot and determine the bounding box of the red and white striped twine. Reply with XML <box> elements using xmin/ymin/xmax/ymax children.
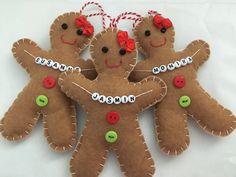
<box><xmin>87</xmin><ymin>12</ymin><xmax>113</xmax><ymax>26</ymax></box>
<box><xmin>148</xmin><ymin>10</ymin><xmax>161</xmax><ymax>16</ymax></box>
<box><xmin>79</xmin><ymin>2</ymin><xmax>147</xmax><ymax>29</ymax></box>
<box><xmin>79</xmin><ymin>1</ymin><xmax>107</xmax><ymax>29</ymax></box>
<box><xmin>111</xmin><ymin>12</ymin><xmax>143</xmax><ymax>28</ymax></box>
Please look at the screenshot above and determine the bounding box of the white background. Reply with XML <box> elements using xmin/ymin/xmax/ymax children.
<box><xmin>1</xmin><ymin>0</ymin><xmax>236</xmax><ymax>177</ymax></box>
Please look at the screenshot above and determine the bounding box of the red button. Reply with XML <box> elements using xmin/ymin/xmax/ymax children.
<box><xmin>173</xmin><ymin>76</ymin><xmax>186</xmax><ymax>88</ymax></box>
<box><xmin>43</xmin><ymin>76</ymin><xmax>56</xmax><ymax>89</ymax></box>
<box><xmin>106</xmin><ymin>111</ymin><xmax>120</xmax><ymax>125</ymax></box>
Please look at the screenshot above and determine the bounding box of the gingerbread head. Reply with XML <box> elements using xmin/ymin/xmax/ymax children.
<box><xmin>130</xmin><ymin>11</ymin><xmax>236</xmax><ymax>156</ymax></box>
<box><xmin>91</xmin><ymin>28</ymin><xmax>136</xmax><ymax>78</ymax></box>
<box><xmin>0</xmin><ymin>9</ymin><xmax>100</xmax><ymax>152</ymax></box>
<box><xmin>135</xmin><ymin>14</ymin><xmax>174</xmax><ymax>58</ymax></box>
<box><xmin>50</xmin><ymin>13</ymin><xmax>94</xmax><ymax>53</ymax></box>
<box><xmin>58</xmin><ymin>14</ymin><xmax>167</xmax><ymax>176</ymax></box>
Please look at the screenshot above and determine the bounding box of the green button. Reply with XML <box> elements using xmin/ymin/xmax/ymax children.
<box><xmin>36</xmin><ymin>95</ymin><xmax>48</xmax><ymax>107</ymax></box>
<box><xmin>105</xmin><ymin>130</ymin><xmax>118</xmax><ymax>143</ymax></box>
<box><xmin>179</xmin><ymin>95</ymin><xmax>191</xmax><ymax>108</ymax></box>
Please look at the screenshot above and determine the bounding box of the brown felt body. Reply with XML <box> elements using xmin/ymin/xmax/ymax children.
<box><xmin>129</xmin><ymin>16</ymin><xmax>236</xmax><ymax>155</ymax></box>
<box><xmin>0</xmin><ymin>12</ymin><xmax>97</xmax><ymax>152</ymax></box>
<box><xmin>58</xmin><ymin>28</ymin><xmax>167</xmax><ymax>177</ymax></box>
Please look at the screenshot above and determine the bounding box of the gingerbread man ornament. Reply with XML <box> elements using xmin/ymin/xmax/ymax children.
<box><xmin>129</xmin><ymin>12</ymin><xmax>236</xmax><ymax>155</ymax></box>
<box><xmin>0</xmin><ymin>12</ymin><xmax>97</xmax><ymax>151</ymax></box>
<box><xmin>58</xmin><ymin>27</ymin><xmax>167</xmax><ymax>177</ymax></box>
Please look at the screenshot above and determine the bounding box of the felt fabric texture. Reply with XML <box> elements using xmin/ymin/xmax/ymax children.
<box><xmin>0</xmin><ymin>12</ymin><xmax>97</xmax><ymax>152</ymax></box>
<box><xmin>129</xmin><ymin>15</ymin><xmax>236</xmax><ymax>155</ymax></box>
<box><xmin>58</xmin><ymin>28</ymin><xmax>167</xmax><ymax>177</ymax></box>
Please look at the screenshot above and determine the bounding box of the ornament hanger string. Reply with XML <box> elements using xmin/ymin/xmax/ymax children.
<box><xmin>87</xmin><ymin>12</ymin><xmax>113</xmax><ymax>27</ymax></box>
<box><xmin>79</xmin><ymin>1</ymin><xmax>107</xmax><ymax>30</ymax></box>
<box><xmin>148</xmin><ymin>10</ymin><xmax>161</xmax><ymax>16</ymax></box>
<box><xmin>111</xmin><ymin>12</ymin><xmax>143</xmax><ymax>28</ymax></box>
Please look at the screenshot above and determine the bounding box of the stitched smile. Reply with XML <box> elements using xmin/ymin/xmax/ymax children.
<box><xmin>150</xmin><ymin>37</ymin><xmax>167</xmax><ymax>48</ymax></box>
<box><xmin>105</xmin><ymin>59</ymin><xmax>122</xmax><ymax>68</ymax></box>
<box><xmin>60</xmin><ymin>35</ymin><xmax>77</xmax><ymax>45</ymax></box>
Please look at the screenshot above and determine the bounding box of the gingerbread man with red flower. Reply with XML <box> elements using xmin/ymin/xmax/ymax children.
<box><xmin>130</xmin><ymin>13</ymin><xmax>236</xmax><ymax>155</ymax></box>
<box><xmin>0</xmin><ymin>13</ymin><xmax>97</xmax><ymax>152</ymax></box>
<box><xmin>58</xmin><ymin>28</ymin><xmax>167</xmax><ymax>177</ymax></box>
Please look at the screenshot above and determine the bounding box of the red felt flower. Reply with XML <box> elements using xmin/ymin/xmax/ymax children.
<box><xmin>75</xmin><ymin>16</ymin><xmax>87</xmax><ymax>27</ymax></box>
<box><xmin>82</xmin><ymin>24</ymin><xmax>94</xmax><ymax>36</ymax></box>
<box><xmin>117</xmin><ymin>31</ymin><xmax>135</xmax><ymax>52</ymax></box>
<box><xmin>75</xmin><ymin>16</ymin><xmax>94</xmax><ymax>36</ymax></box>
<box><xmin>126</xmin><ymin>39</ymin><xmax>135</xmax><ymax>52</ymax></box>
<box><xmin>153</xmin><ymin>15</ymin><xmax>173</xmax><ymax>29</ymax></box>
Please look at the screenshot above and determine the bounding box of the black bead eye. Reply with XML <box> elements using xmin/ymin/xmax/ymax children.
<box><xmin>144</xmin><ymin>30</ymin><xmax>151</xmax><ymax>37</ymax></box>
<box><xmin>161</xmin><ymin>28</ymin><xmax>167</xmax><ymax>33</ymax></box>
<box><xmin>102</xmin><ymin>46</ymin><xmax>109</xmax><ymax>53</ymax></box>
<box><xmin>61</xmin><ymin>23</ymin><xmax>68</xmax><ymax>30</ymax></box>
<box><xmin>119</xmin><ymin>48</ymin><xmax>126</xmax><ymax>55</ymax></box>
<box><xmin>77</xmin><ymin>29</ymin><xmax>83</xmax><ymax>35</ymax></box>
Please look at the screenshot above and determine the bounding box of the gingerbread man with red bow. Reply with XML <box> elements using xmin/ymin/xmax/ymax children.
<box><xmin>129</xmin><ymin>13</ymin><xmax>236</xmax><ymax>155</ymax></box>
<box><xmin>0</xmin><ymin>13</ymin><xmax>97</xmax><ymax>152</ymax></box>
<box><xmin>58</xmin><ymin>28</ymin><xmax>167</xmax><ymax>177</ymax></box>
<box><xmin>75</xmin><ymin>16</ymin><xmax>94</xmax><ymax>36</ymax></box>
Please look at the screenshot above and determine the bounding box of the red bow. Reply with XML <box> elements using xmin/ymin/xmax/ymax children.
<box><xmin>117</xmin><ymin>31</ymin><xmax>135</xmax><ymax>52</ymax></box>
<box><xmin>75</xmin><ymin>16</ymin><xmax>94</xmax><ymax>36</ymax></box>
<box><xmin>153</xmin><ymin>15</ymin><xmax>173</xmax><ymax>29</ymax></box>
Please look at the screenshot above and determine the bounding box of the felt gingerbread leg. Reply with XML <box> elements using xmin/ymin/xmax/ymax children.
<box><xmin>155</xmin><ymin>95</ymin><xmax>190</xmax><ymax>155</ymax></box>
<box><xmin>186</xmin><ymin>82</ymin><xmax>236</xmax><ymax>136</ymax></box>
<box><xmin>115</xmin><ymin>122</ymin><xmax>155</xmax><ymax>177</ymax></box>
<box><xmin>0</xmin><ymin>84</ymin><xmax>40</xmax><ymax>140</ymax></box>
<box><xmin>43</xmin><ymin>99</ymin><xmax>77</xmax><ymax>151</ymax></box>
<box><xmin>70</xmin><ymin>125</ymin><xmax>108</xmax><ymax>177</ymax></box>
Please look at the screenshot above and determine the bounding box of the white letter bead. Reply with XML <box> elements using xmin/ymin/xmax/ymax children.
<box><xmin>128</xmin><ymin>95</ymin><xmax>136</xmax><ymax>103</ymax></box>
<box><xmin>40</xmin><ymin>58</ymin><xmax>47</xmax><ymax>65</ymax></box>
<box><xmin>167</xmin><ymin>63</ymin><xmax>175</xmax><ymax>71</ymax></box>
<box><xmin>99</xmin><ymin>95</ymin><xmax>106</xmax><ymax>103</ymax></box>
<box><xmin>92</xmin><ymin>92</ymin><xmax>99</xmax><ymax>101</ymax></box>
<box><xmin>46</xmin><ymin>59</ymin><xmax>54</xmax><ymax>67</ymax></box>
<box><xmin>74</xmin><ymin>67</ymin><xmax>81</xmax><ymax>72</ymax></box>
<box><xmin>35</xmin><ymin>57</ymin><xmax>42</xmax><ymax>64</ymax></box>
<box><xmin>180</xmin><ymin>58</ymin><xmax>187</xmax><ymax>66</ymax></box>
<box><xmin>160</xmin><ymin>65</ymin><xmax>167</xmax><ymax>72</ymax></box>
<box><xmin>121</xmin><ymin>96</ymin><xmax>128</xmax><ymax>104</ymax></box>
<box><xmin>67</xmin><ymin>66</ymin><xmax>74</xmax><ymax>71</ymax></box>
<box><xmin>152</xmin><ymin>67</ymin><xmax>160</xmax><ymax>75</ymax></box>
<box><xmin>114</xmin><ymin>96</ymin><xmax>121</xmax><ymax>104</ymax></box>
<box><xmin>106</xmin><ymin>96</ymin><xmax>114</xmax><ymax>104</ymax></box>
<box><xmin>52</xmin><ymin>62</ymin><xmax>59</xmax><ymax>69</ymax></box>
<box><xmin>174</xmin><ymin>61</ymin><xmax>181</xmax><ymax>68</ymax></box>
<box><xmin>59</xmin><ymin>64</ymin><xmax>67</xmax><ymax>72</ymax></box>
<box><xmin>186</xmin><ymin>56</ymin><xmax>193</xmax><ymax>64</ymax></box>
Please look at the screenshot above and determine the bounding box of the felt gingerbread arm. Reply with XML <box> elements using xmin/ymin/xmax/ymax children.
<box><xmin>76</xmin><ymin>58</ymin><xmax>97</xmax><ymax>80</ymax></box>
<box><xmin>129</xmin><ymin>60</ymin><xmax>152</xmax><ymax>82</ymax></box>
<box><xmin>181</xmin><ymin>40</ymin><xmax>210</xmax><ymax>70</ymax></box>
<box><xmin>12</xmin><ymin>38</ymin><xmax>45</xmax><ymax>76</ymax></box>
<box><xmin>133</xmin><ymin>76</ymin><xmax>167</xmax><ymax>112</ymax></box>
<box><xmin>58</xmin><ymin>71</ymin><xmax>95</xmax><ymax>108</ymax></box>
